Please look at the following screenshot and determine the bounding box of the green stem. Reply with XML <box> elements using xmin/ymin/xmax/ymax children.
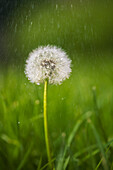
<box><xmin>43</xmin><ymin>80</ymin><xmax>52</xmax><ymax>169</ymax></box>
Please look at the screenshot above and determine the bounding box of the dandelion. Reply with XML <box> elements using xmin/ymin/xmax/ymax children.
<box><xmin>25</xmin><ymin>45</ymin><xmax>72</xmax><ymax>169</ymax></box>
<box><xmin>25</xmin><ymin>45</ymin><xmax>71</xmax><ymax>85</ymax></box>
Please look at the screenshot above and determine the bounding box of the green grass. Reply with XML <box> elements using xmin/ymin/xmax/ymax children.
<box><xmin>1</xmin><ymin>0</ymin><xmax>113</xmax><ymax>169</ymax></box>
<box><xmin>0</xmin><ymin>54</ymin><xmax>113</xmax><ymax>169</ymax></box>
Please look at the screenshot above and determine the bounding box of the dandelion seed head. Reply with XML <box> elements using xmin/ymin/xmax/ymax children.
<box><xmin>25</xmin><ymin>45</ymin><xmax>72</xmax><ymax>85</ymax></box>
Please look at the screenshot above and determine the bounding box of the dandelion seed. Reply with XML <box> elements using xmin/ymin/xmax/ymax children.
<box><xmin>25</xmin><ymin>45</ymin><xmax>72</xmax><ymax>85</ymax></box>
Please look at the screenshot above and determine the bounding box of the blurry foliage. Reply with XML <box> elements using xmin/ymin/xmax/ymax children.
<box><xmin>0</xmin><ymin>0</ymin><xmax>113</xmax><ymax>64</ymax></box>
<box><xmin>0</xmin><ymin>62</ymin><xmax>113</xmax><ymax>169</ymax></box>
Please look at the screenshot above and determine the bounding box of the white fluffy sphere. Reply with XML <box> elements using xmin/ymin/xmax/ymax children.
<box><xmin>25</xmin><ymin>45</ymin><xmax>72</xmax><ymax>85</ymax></box>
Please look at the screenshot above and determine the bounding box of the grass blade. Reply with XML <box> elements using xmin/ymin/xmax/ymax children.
<box><xmin>37</xmin><ymin>156</ymin><xmax>42</xmax><ymax>170</ymax></box>
<box><xmin>56</xmin><ymin>111</ymin><xmax>92</xmax><ymax>170</ymax></box>
<box><xmin>95</xmin><ymin>142</ymin><xmax>113</xmax><ymax>170</ymax></box>
<box><xmin>17</xmin><ymin>142</ymin><xmax>33</xmax><ymax>170</ymax></box>
<box><xmin>89</xmin><ymin>120</ymin><xmax>108</xmax><ymax>170</ymax></box>
<box><xmin>39</xmin><ymin>158</ymin><xmax>55</xmax><ymax>170</ymax></box>
<box><xmin>63</xmin><ymin>156</ymin><xmax>70</xmax><ymax>170</ymax></box>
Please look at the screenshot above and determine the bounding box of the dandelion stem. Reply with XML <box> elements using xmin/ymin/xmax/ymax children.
<box><xmin>43</xmin><ymin>80</ymin><xmax>52</xmax><ymax>169</ymax></box>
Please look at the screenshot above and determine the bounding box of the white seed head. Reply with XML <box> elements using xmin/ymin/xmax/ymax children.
<box><xmin>25</xmin><ymin>45</ymin><xmax>72</xmax><ymax>85</ymax></box>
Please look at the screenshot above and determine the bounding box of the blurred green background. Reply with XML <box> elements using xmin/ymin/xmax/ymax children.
<box><xmin>0</xmin><ymin>0</ymin><xmax>113</xmax><ymax>169</ymax></box>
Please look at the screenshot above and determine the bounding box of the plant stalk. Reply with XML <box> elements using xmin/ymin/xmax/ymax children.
<box><xmin>43</xmin><ymin>80</ymin><xmax>52</xmax><ymax>169</ymax></box>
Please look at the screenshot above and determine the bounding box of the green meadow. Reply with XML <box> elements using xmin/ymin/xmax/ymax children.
<box><xmin>0</xmin><ymin>0</ymin><xmax>113</xmax><ymax>169</ymax></box>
